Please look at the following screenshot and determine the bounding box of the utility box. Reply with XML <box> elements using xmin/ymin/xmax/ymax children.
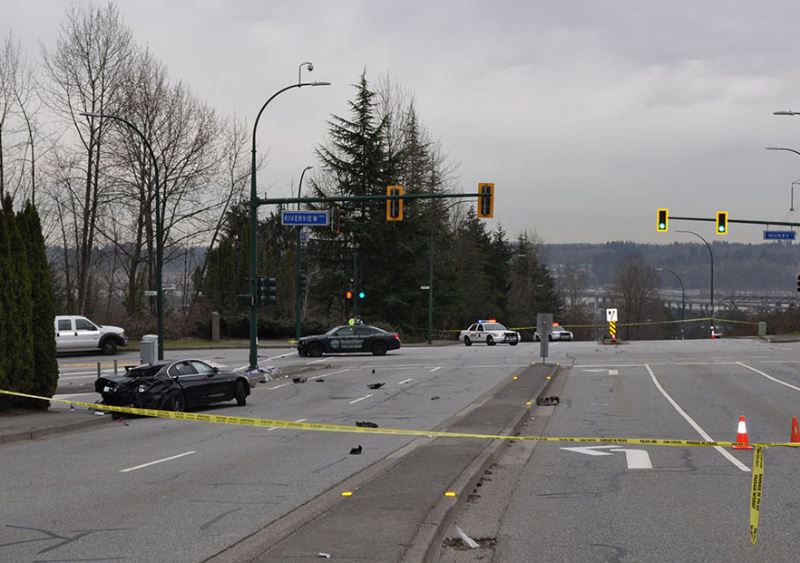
<box><xmin>141</xmin><ymin>334</ymin><xmax>159</xmax><ymax>364</ymax></box>
<box><xmin>758</xmin><ymin>322</ymin><xmax>767</xmax><ymax>337</ymax></box>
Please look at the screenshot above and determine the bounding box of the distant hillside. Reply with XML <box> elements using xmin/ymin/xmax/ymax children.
<box><xmin>541</xmin><ymin>241</ymin><xmax>798</xmax><ymax>293</ymax></box>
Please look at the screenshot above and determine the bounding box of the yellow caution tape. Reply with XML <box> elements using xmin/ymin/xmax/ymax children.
<box><xmin>3</xmin><ymin>387</ymin><xmax>798</xmax><ymax>545</ymax></box>
<box><xmin>749</xmin><ymin>446</ymin><xmax>764</xmax><ymax>545</ymax></box>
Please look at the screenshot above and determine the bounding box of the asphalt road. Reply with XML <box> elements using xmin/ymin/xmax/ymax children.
<box><xmin>437</xmin><ymin>338</ymin><xmax>800</xmax><ymax>562</ymax></box>
<box><xmin>2</xmin><ymin>341</ymin><xmax>536</xmax><ymax>562</ymax></box>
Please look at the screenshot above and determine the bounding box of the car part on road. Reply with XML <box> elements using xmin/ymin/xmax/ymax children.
<box><xmin>355</xmin><ymin>421</ymin><xmax>379</xmax><ymax>428</ymax></box>
<box><xmin>349</xmin><ymin>445</ymin><xmax>363</xmax><ymax>455</ymax></box>
<box><xmin>367</xmin><ymin>382</ymin><xmax>385</xmax><ymax>389</ymax></box>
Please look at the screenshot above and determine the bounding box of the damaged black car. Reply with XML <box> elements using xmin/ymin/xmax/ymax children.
<box><xmin>95</xmin><ymin>359</ymin><xmax>250</xmax><ymax>412</ymax></box>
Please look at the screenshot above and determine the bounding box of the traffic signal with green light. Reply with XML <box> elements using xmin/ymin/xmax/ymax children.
<box><xmin>715</xmin><ymin>211</ymin><xmax>728</xmax><ymax>235</ymax></box>
<box><xmin>358</xmin><ymin>290</ymin><xmax>365</xmax><ymax>299</ymax></box>
<box><xmin>477</xmin><ymin>182</ymin><xmax>495</xmax><ymax>218</ymax></box>
<box><xmin>257</xmin><ymin>276</ymin><xmax>277</xmax><ymax>306</ymax></box>
<box><xmin>386</xmin><ymin>185</ymin><xmax>404</xmax><ymax>221</ymax></box>
<box><xmin>657</xmin><ymin>208</ymin><xmax>668</xmax><ymax>232</ymax></box>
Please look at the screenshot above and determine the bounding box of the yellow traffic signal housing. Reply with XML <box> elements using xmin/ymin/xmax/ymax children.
<box><xmin>715</xmin><ymin>210</ymin><xmax>729</xmax><ymax>235</ymax></box>
<box><xmin>386</xmin><ymin>185</ymin><xmax>404</xmax><ymax>221</ymax></box>
<box><xmin>477</xmin><ymin>182</ymin><xmax>495</xmax><ymax>218</ymax></box>
<box><xmin>656</xmin><ymin>208</ymin><xmax>668</xmax><ymax>232</ymax></box>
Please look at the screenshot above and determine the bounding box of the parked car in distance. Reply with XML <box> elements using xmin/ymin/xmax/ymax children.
<box><xmin>534</xmin><ymin>325</ymin><xmax>574</xmax><ymax>342</ymax></box>
<box><xmin>460</xmin><ymin>320</ymin><xmax>520</xmax><ymax>346</ymax></box>
<box><xmin>95</xmin><ymin>359</ymin><xmax>250</xmax><ymax>412</ymax></box>
<box><xmin>55</xmin><ymin>315</ymin><xmax>128</xmax><ymax>355</ymax></box>
<box><xmin>297</xmin><ymin>324</ymin><xmax>401</xmax><ymax>357</ymax></box>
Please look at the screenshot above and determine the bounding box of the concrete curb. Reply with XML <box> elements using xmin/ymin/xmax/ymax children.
<box><xmin>402</xmin><ymin>363</ymin><xmax>561</xmax><ymax>563</ymax></box>
<box><xmin>0</xmin><ymin>413</ymin><xmax>112</xmax><ymax>446</ymax></box>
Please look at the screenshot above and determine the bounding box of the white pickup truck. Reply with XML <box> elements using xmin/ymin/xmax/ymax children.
<box><xmin>55</xmin><ymin>315</ymin><xmax>128</xmax><ymax>355</ymax></box>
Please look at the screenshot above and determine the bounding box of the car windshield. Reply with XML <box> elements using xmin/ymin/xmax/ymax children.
<box><xmin>325</xmin><ymin>326</ymin><xmax>345</xmax><ymax>335</ymax></box>
<box><xmin>484</xmin><ymin>323</ymin><xmax>507</xmax><ymax>331</ymax></box>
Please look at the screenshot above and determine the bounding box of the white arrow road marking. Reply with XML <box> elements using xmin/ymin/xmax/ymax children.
<box><xmin>561</xmin><ymin>445</ymin><xmax>653</xmax><ymax>469</ymax></box>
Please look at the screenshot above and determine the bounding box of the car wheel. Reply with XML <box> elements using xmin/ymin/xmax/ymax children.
<box><xmin>486</xmin><ymin>336</ymin><xmax>495</xmax><ymax>346</ymax></box>
<box><xmin>548</xmin><ymin>334</ymin><xmax>553</xmax><ymax>342</ymax></box>
<box><xmin>371</xmin><ymin>341</ymin><xmax>388</xmax><ymax>356</ymax></box>
<box><xmin>464</xmin><ymin>336</ymin><xmax>472</xmax><ymax>346</ymax></box>
<box><xmin>100</xmin><ymin>339</ymin><xmax>117</xmax><ymax>355</ymax></box>
<box><xmin>235</xmin><ymin>380</ymin><xmax>247</xmax><ymax>406</ymax></box>
<box><xmin>509</xmin><ymin>341</ymin><xmax>518</xmax><ymax>346</ymax></box>
<box><xmin>163</xmin><ymin>392</ymin><xmax>185</xmax><ymax>412</ymax></box>
<box><xmin>308</xmin><ymin>342</ymin><xmax>324</xmax><ymax>357</ymax></box>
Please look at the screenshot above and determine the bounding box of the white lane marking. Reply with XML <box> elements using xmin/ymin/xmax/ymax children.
<box><xmin>561</xmin><ymin>445</ymin><xmax>652</xmax><ymax>469</ymax></box>
<box><xmin>266</xmin><ymin>418</ymin><xmax>308</xmax><ymax>431</ymax></box>
<box><xmin>311</xmin><ymin>359</ymin><xmax>327</xmax><ymax>364</ymax></box>
<box><xmin>398</xmin><ymin>378</ymin><xmax>414</xmax><ymax>385</ymax></box>
<box><xmin>58</xmin><ymin>375</ymin><xmax>101</xmax><ymax>381</ymax></box>
<box><xmin>645</xmin><ymin>364</ymin><xmax>750</xmax><ymax>473</ymax></box>
<box><xmin>269</xmin><ymin>352</ymin><xmax>298</xmax><ymax>360</ymax></box>
<box><xmin>120</xmin><ymin>451</ymin><xmax>196</xmax><ymax>473</ymax></box>
<box><xmin>53</xmin><ymin>393</ymin><xmax>97</xmax><ymax>399</ymax></box>
<box><xmin>581</xmin><ymin>369</ymin><xmax>619</xmax><ymax>375</ymax></box>
<box><xmin>464</xmin><ymin>364</ymin><xmax>529</xmax><ymax>369</ymax></box>
<box><xmin>349</xmin><ymin>394</ymin><xmax>373</xmax><ymax>405</ymax></box>
<box><xmin>609</xmin><ymin>369</ymin><xmax>619</xmax><ymax>375</ymax></box>
<box><xmin>269</xmin><ymin>383</ymin><xmax>290</xmax><ymax>390</ymax></box>
<box><xmin>309</xmin><ymin>368</ymin><xmax>351</xmax><ymax>381</ymax></box>
<box><xmin>429</xmin><ymin>367</ymin><xmax>442</xmax><ymax>372</ymax></box>
<box><xmin>737</xmin><ymin>361</ymin><xmax>800</xmax><ymax>392</ymax></box>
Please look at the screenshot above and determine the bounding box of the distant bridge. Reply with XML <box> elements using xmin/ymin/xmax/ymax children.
<box><xmin>573</xmin><ymin>288</ymin><xmax>799</xmax><ymax>313</ymax></box>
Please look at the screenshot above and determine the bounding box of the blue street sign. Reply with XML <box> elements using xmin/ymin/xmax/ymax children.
<box><xmin>281</xmin><ymin>210</ymin><xmax>329</xmax><ymax>226</ymax></box>
<box><xmin>763</xmin><ymin>230</ymin><xmax>796</xmax><ymax>241</ymax></box>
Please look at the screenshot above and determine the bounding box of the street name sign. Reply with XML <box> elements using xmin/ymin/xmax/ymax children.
<box><xmin>763</xmin><ymin>230</ymin><xmax>796</xmax><ymax>241</ymax></box>
<box><xmin>281</xmin><ymin>210</ymin><xmax>329</xmax><ymax>226</ymax></box>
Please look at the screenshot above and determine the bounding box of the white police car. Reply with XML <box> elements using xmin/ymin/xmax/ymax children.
<box><xmin>460</xmin><ymin>320</ymin><xmax>520</xmax><ymax>346</ymax></box>
<box><xmin>534</xmin><ymin>325</ymin><xmax>574</xmax><ymax>342</ymax></box>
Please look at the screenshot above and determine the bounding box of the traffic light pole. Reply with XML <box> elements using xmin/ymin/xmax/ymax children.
<box><xmin>250</xmin><ymin>190</ymin><xmax>489</xmax><ymax>369</ymax></box>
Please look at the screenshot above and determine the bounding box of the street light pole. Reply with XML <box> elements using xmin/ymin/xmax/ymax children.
<box><xmin>295</xmin><ymin>165</ymin><xmax>312</xmax><ymax>341</ymax></box>
<box><xmin>249</xmin><ymin>64</ymin><xmax>330</xmax><ymax>371</ymax></box>
<box><xmin>656</xmin><ymin>268</ymin><xmax>685</xmax><ymax>340</ymax></box>
<box><xmin>675</xmin><ymin>230</ymin><xmax>714</xmax><ymax>333</ymax></box>
<box><xmin>766</xmin><ymin>146</ymin><xmax>800</xmax><ymax>212</ymax></box>
<box><xmin>80</xmin><ymin>111</ymin><xmax>165</xmax><ymax>360</ymax></box>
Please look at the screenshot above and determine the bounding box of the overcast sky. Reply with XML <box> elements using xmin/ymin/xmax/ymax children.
<box><xmin>6</xmin><ymin>0</ymin><xmax>800</xmax><ymax>244</ymax></box>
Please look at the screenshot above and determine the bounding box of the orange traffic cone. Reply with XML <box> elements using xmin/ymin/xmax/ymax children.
<box><xmin>790</xmin><ymin>416</ymin><xmax>800</xmax><ymax>443</ymax></box>
<box><xmin>732</xmin><ymin>415</ymin><xmax>753</xmax><ymax>450</ymax></box>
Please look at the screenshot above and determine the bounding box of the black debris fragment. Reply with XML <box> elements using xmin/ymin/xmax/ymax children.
<box><xmin>349</xmin><ymin>445</ymin><xmax>363</xmax><ymax>455</ymax></box>
<box><xmin>316</xmin><ymin>378</ymin><xmax>325</xmax><ymax>382</ymax></box>
<box><xmin>536</xmin><ymin>396</ymin><xmax>560</xmax><ymax>406</ymax></box>
<box><xmin>366</xmin><ymin>382</ymin><xmax>385</xmax><ymax>390</ymax></box>
<box><xmin>356</xmin><ymin>421</ymin><xmax>379</xmax><ymax>428</ymax></box>
<box><xmin>431</xmin><ymin>395</ymin><xmax>440</xmax><ymax>400</ymax></box>
<box><xmin>293</xmin><ymin>377</ymin><xmax>307</xmax><ymax>384</ymax></box>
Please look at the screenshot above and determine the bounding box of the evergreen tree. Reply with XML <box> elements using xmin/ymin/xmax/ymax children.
<box><xmin>20</xmin><ymin>202</ymin><xmax>58</xmax><ymax>407</ymax></box>
<box><xmin>0</xmin><ymin>209</ymin><xmax>9</xmax><ymax>408</ymax></box>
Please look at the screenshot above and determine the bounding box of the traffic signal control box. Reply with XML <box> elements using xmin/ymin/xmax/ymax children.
<box><xmin>657</xmin><ymin>208</ymin><xmax>669</xmax><ymax>232</ymax></box>
<box><xmin>715</xmin><ymin>211</ymin><xmax>728</xmax><ymax>235</ymax></box>
<box><xmin>477</xmin><ymin>182</ymin><xmax>495</xmax><ymax>218</ymax></box>
<box><xmin>386</xmin><ymin>185</ymin><xmax>404</xmax><ymax>221</ymax></box>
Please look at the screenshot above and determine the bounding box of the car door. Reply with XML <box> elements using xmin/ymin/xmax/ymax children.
<box><xmin>326</xmin><ymin>326</ymin><xmax>353</xmax><ymax>353</ymax></box>
<box><xmin>190</xmin><ymin>360</ymin><xmax>231</xmax><ymax>403</ymax></box>
<box><xmin>74</xmin><ymin>317</ymin><xmax>101</xmax><ymax>350</ymax></box>
<box><xmin>355</xmin><ymin>326</ymin><xmax>377</xmax><ymax>352</ymax></box>
<box><xmin>55</xmin><ymin>318</ymin><xmax>78</xmax><ymax>351</ymax></box>
<box><xmin>475</xmin><ymin>323</ymin><xmax>486</xmax><ymax>343</ymax></box>
<box><xmin>168</xmin><ymin>361</ymin><xmax>203</xmax><ymax>406</ymax></box>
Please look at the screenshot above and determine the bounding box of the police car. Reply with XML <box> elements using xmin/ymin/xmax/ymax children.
<box><xmin>459</xmin><ymin>320</ymin><xmax>520</xmax><ymax>346</ymax></box>
<box><xmin>297</xmin><ymin>324</ymin><xmax>401</xmax><ymax>357</ymax></box>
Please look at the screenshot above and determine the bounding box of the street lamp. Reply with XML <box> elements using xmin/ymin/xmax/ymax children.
<box><xmin>766</xmin><ymin>147</ymin><xmax>800</xmax><ymax>211</ymax></box>
<box><xmin>248</xmin><ymin>63</ymin><xmax>330</xmax><ymax>371</ymax></box>
<box><xmin>295</xmin><ymin>165</ymin><xmax>312</xmax><ymax>341</ymax></box>
<box><xmin>656</xmin><ymin>268</ymin><xmax>685</xmax><ymax>340</ymax></box>
<box><xmin>80</xmin><ymin>111</ymin><xmax>165</xmax><ymax>360</ymax></box>
<box><xmin>675</xmin><ymin>230</ymin><xmax>714</xmax><ymax>334</ymax></box>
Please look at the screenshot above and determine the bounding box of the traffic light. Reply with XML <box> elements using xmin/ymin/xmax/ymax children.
<box><xmin>386</xmin><ymin>185</ymin><xmax>404</xmax><ymax>221</ymax></box>
<box><xmin>257</xmin><ymin>276</ymin><xmax>277</xmax><ymax>306</ymax></box>
<box><xmin>715</xmin><ymin>210</ymin><xmax>729</xmax><ymax>235</ymax></box>
<box><xmin>345</xmin><ymin>290</ymin><xmax>354</xmax><ymax>301</ymax></box>
<box><xmin>358</xmin><ymin>290</ymin><xmax>365</xmax><ymax>299</ymax></box>
<box><xmin>657</xmin><ymin>208</ymin><xmax>669</xmax><ymax>232</ymax></box>
<box><xmin>796</xmin><ymin>274</ymin><xmax>800</xmax><ymax>292</ymax></box>
<box><xmin>298</xmin><ymin>273</ymin><xmax>307</xmax><ymax>293</ymax></box>
<box><xmin>477</xmin><ymin>182</ymin><xmax>494</xmax><ymax>218</ymax></box>
<box><xmin>331</xmin><ymin>205</ymin><xmax>342</xmax><ymax>235</ymax></box>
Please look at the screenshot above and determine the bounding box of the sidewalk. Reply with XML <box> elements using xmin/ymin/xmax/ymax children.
<box><xmin>0</xmin><ymin>405</ymin><xmax>111</xmax><ymax>446</ymax></box>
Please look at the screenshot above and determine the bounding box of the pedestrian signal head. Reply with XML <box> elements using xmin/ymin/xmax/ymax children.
<box><xmin>715</xmin><ymin>210</ymin><xmax>728</xmax><ymax>235</ymax></box>
<box><xmin>477</xmin><ymin>182</ymin><xmax>495</xmax><ymax>219</ymax></box>
<box><xmin>657</xmin><ymin>208</ymin><xmax>668</xmax><ymax>232</ymax></box>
